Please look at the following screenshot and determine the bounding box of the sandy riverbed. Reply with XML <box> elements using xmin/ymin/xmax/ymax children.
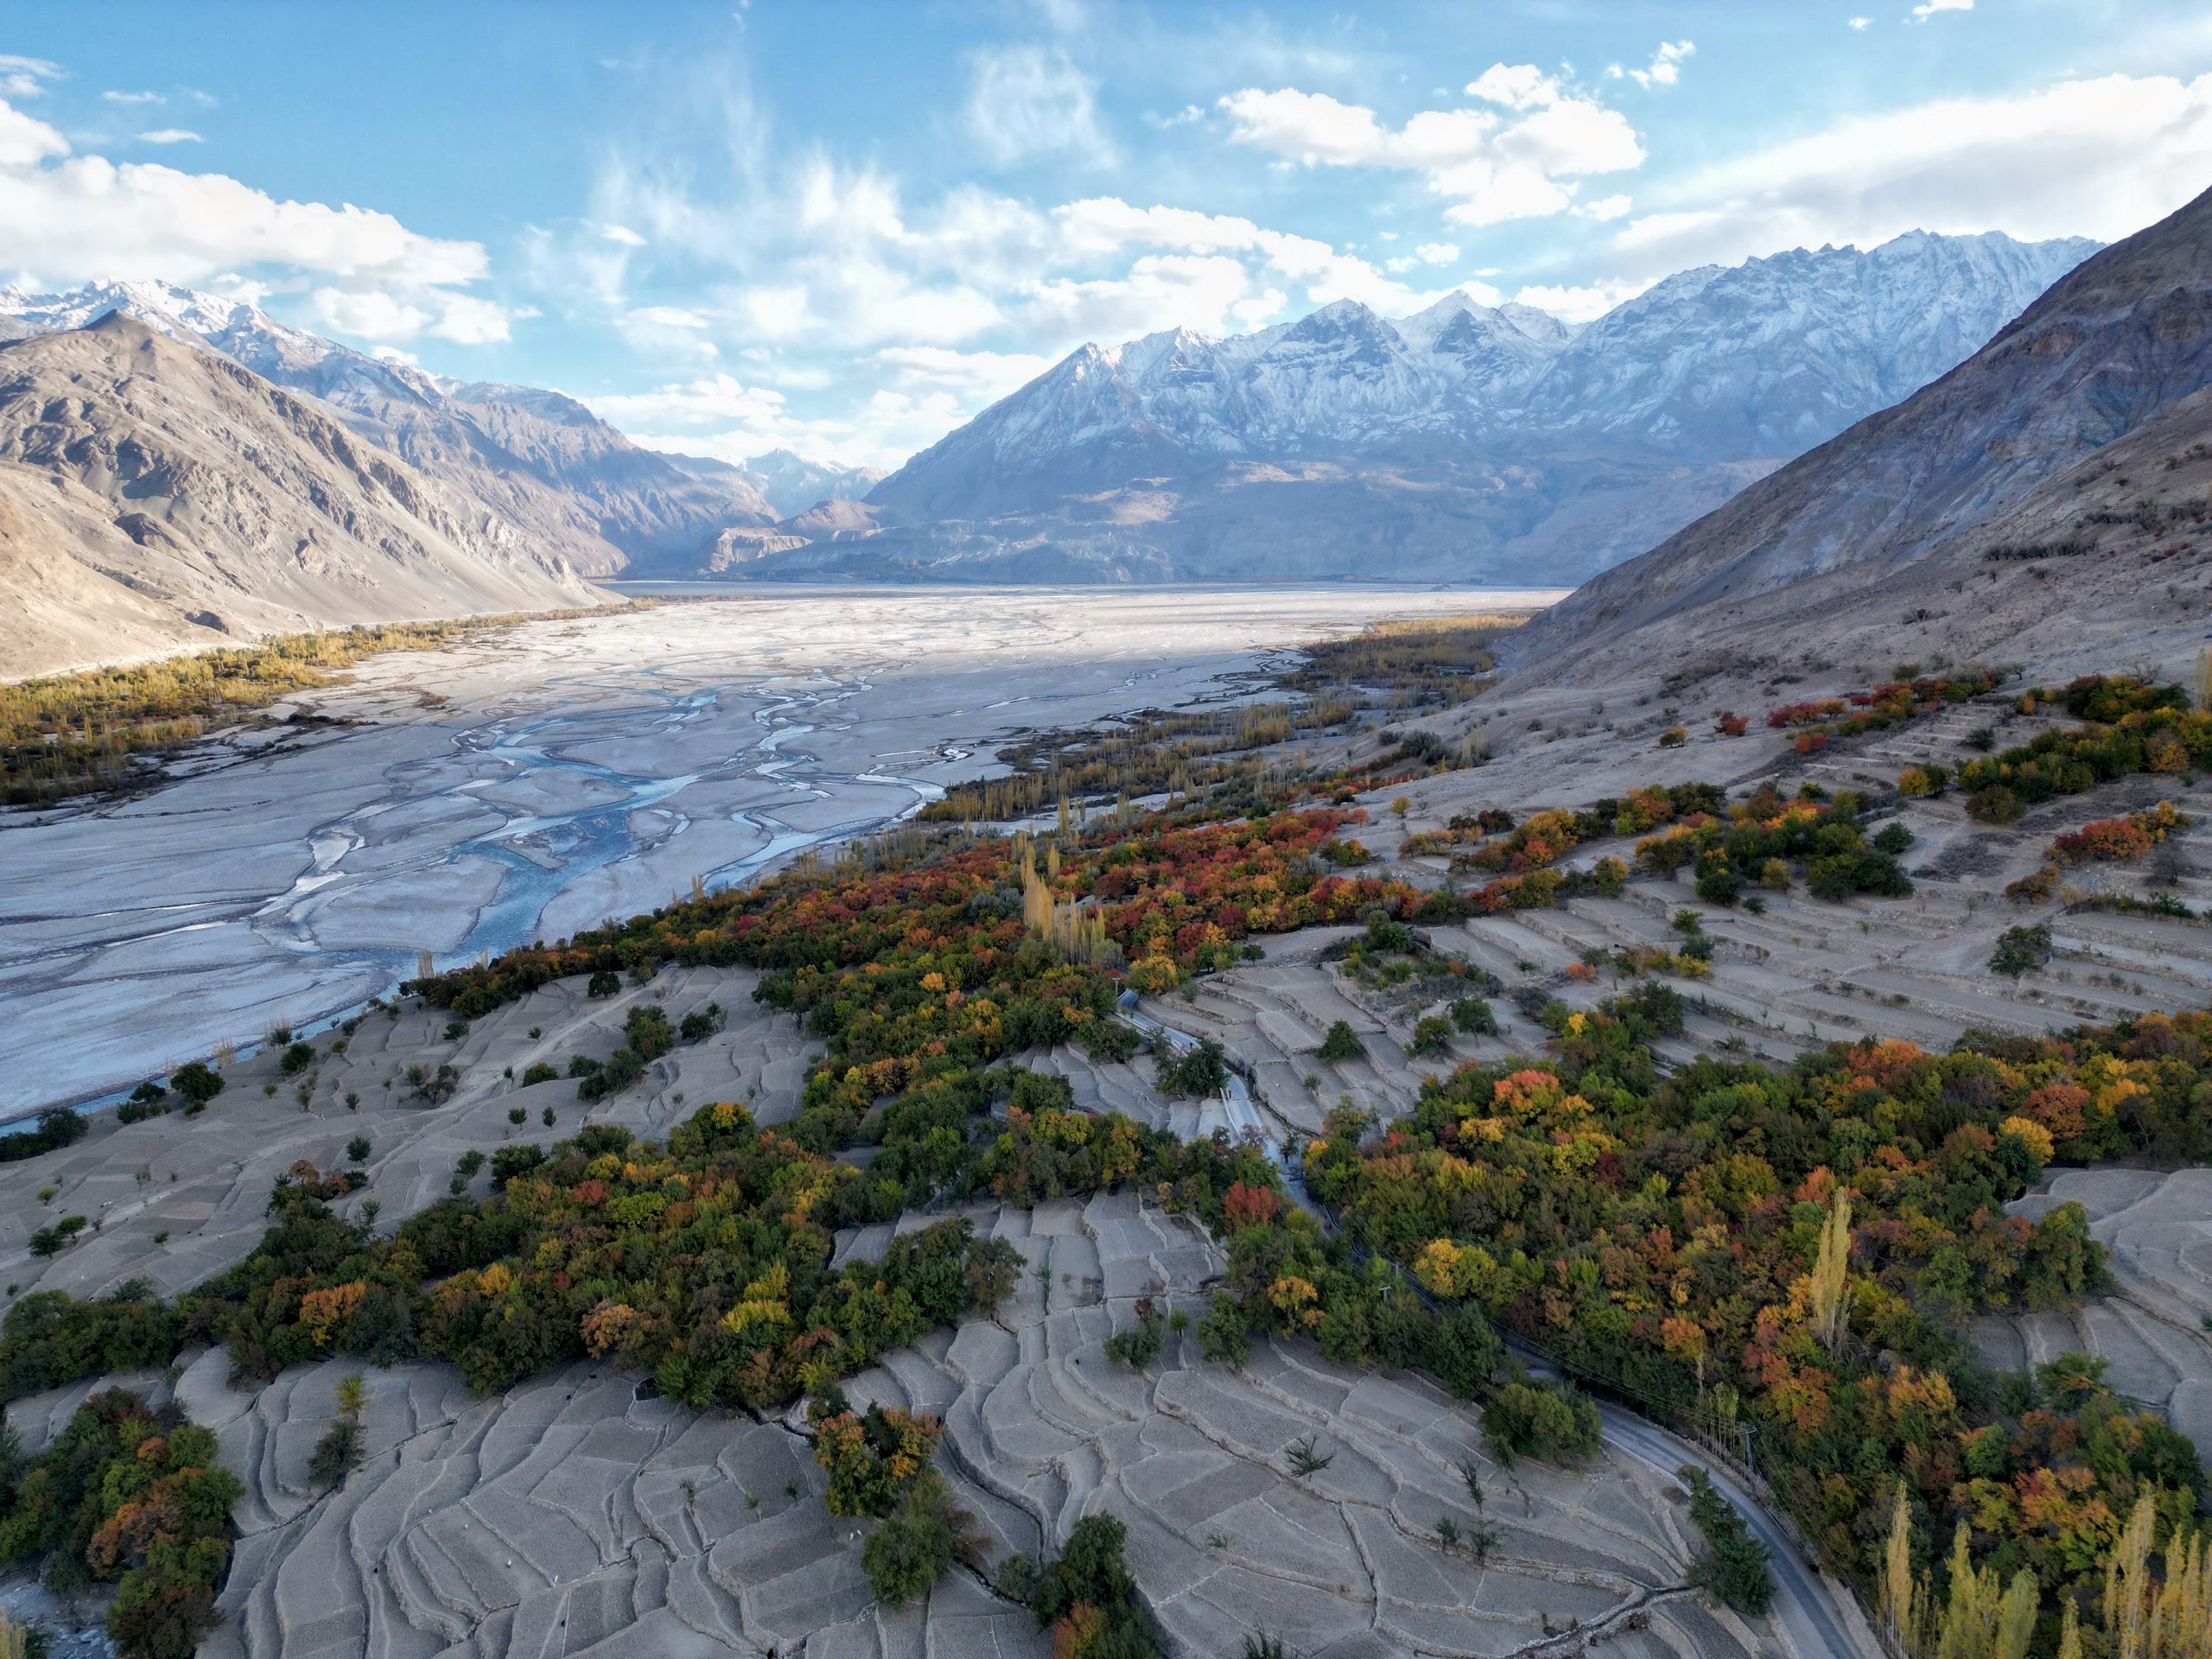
<box><xmin>0</xmin><ymin>586</ymin><xmax>1553</xmax><ymax>1114</ymax></box>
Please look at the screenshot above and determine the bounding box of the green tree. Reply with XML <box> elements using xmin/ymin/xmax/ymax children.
<box><xmin>1678</xmin><ymin>1465</ymin><xmax>1774</xmax><ymax>1615</ymax></box>
<box><xmin>1318</xmin><ymin>1021</ymin><xmax>1363</xmax><ymax>1063</ymax></box>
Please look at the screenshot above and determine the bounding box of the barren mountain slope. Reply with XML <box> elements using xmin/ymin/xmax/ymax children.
<box><xmin>0</xmin><ymin>282</ymin><xmax>776</xmax><ymax>575</ymax></box>
<box><xmin>0</xmin><ymin>315</ymin><xmax>596</xmax><ymax>677</ymax></box>
<box><xmin>1510</xmin><ymin>183</ymin><xmax>2212</xmax><ymax>678</ymax></box>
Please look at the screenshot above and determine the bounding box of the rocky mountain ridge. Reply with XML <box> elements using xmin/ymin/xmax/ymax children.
<box><xmin>0</xmin><ymin>315</ymin><xmax>598</xmax><ymax>677</ymax></box>
<box><xmin>0</xmin><ymin>282</ymin><xmax>779</xmax><ymax>575</ymax></box>
<box><xmin>1504</xmin><ymin>183</ymin><xmax>2212</xmax><ymax>690</ymax></box>
<box><xmin>726</xmin><ymin>231</ymin><xmax>2098</xmax><ymax>583</ymax></box>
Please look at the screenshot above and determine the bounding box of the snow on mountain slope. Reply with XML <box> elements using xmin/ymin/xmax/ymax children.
<box><xmin>662</xmin><ymin>448</ymin><xmax>889</xmax><ymax>521</ymax></box>
<box><xmin>0</xmin><ymin>282</ymin><xmax>772</xmax><ymax>575</ymax></box>
<box><xmin>836</xmin><ymin>231</ymin><xmax>2099</xmax><ymax>582</ymax></box>
<box><xmin>1508</xmin><ymin>185</ymin><xmax>2212</xmax><ymax>683</ymax></box>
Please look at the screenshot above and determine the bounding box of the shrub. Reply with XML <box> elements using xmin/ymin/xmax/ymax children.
<box><xmin>1872</xmin><ymin>821</ymin><xmax>1914</xmax><ymax>855</ymax></box>
<box><xmin>1694</xmin><ymin>858</ymin><xmax>1743</xmax><ymax>907</ymax></box>
<box><xmin>488</xmin><ymin>1143</ymin><xmax>546</xmax><ymax>1186</ymax></box>
<box><xmin>1</xmin><ymin>1282</ymin><xmax>177</xmax><ymax>1402</ymax></box>
<box><xmin>1897</xmin><ymin>765</ymin><xmax>1950</xmax><ymax>798</ymax></box>
<box><xmin>1198</xmin><ymin>1294</ymin><xmax>1253</xmax><ymax>1367</ymax></box>
<box><xmin>1678</xmin><ymin>1466</ymin><xmax>1774</xmax><ymax>1615</ymax></box>
<box><xmin>520</xmin><ymin>1062</ymin><xmax>557</xmax><ymax>1086</ymax></box>
<box><xmin>1157</xmin><ymin>1037</ymin><xmax>1231</xmax><ymax>1098</ymax></box>
<box><xmin>1317</xmin><ymin>1020</ymin><xmax>1363</xmax><ymax>1063</ymax></box>
<box><xmin>1660</xmin><ymin>726</ymin><xmax>1688</xmax><ymax>748</ymax></box>
<box><xmin>1967</xmin><ymin>785</ymin><xmax>2024</xmax><ymax>824</ymax></box>
<box><xmin>308</xmin><ymin>1414</ymin><xmax>365</xmax><ymax>1489</ymax></box>
<box><xmin>1758</xmin><ymin>858</ymin><xmax>1790</xmax><ymax>891</ymax></box>
<box><xmin>169</xmin><ymin>1062</ymin><xmax>225</xmax><ymax>1105</ymax></box>
<box><xmin>679</xmin><ymin>1002</ymin><xmax>724</xmax><ymax>1042</ymax></box>
<box><xmin>1408</xmin><ymin>1015</ymin><xmax>1455</xmax><ymax>1057</ymax></box>
<box><xmin>1127</xmin><ymin>955</ymin><xmax>1179</xmax><ymax>995</ymax></box>
<box><xmin>1482</xmin><ymin>1379</ymin><xmax>1601</xmax><ymax>1468</ymax></box>
<box><xmin>810</xmin><ymin>1401</ymin><xmax>941</xmax><ymax>1518</ymax></box>
<box><xmin>587</xmin><ymin>970</ymin><xmax>620</xmax><ymax>996</ymax></box>
<box><xmin>1449</xmin><ymin>996</ymin><xmax>1497</xmax><ymax>1036</ymax></box>
<box><xmin>345</xmin><ymin>1135</ymin><xmax>372</xmax><ymax>1165</ymax></box>
<box><xmin>1964</xmin><ymin>727</ymin><xmax>1996</xmax><ymax>751</ymax></box>
<box><xmin>1030</xmin><ymin>1514</ymin><xmax>1158</xmax><ymax>1659</ymax></box>
<box><xmin>1103</xmin><ymin>1299</ymin><xmax>1167</xmax><ymax>1369</ymax></box>
<box><xmin>1990</xmin><ymin>924</ymin><xmax>2053</xmax><ymax>977</ymax></box>
<box><xmin>862</xmin><ymin>1470</ymin><xmax>976</xmax><ymax>1605</ymax></box>
<box><xmin>280</xmin><ymin>1041</ymin><xmax>316</xmax><ymax>1077</ymax></box>
<box><xmin>0</xmin><ymin>1389</ymin><xmax>243</xmax><ymax>1659</ymax></box>
<box><xmin>0</xmin><ymin>1106</ymin><xmax>87</xmax><ymax>1164</ymax></box>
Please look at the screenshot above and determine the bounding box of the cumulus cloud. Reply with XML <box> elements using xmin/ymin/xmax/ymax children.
<box><xmin>1218</xmin><ymin>66</ymin><xmax>1643</xmax><ymax>226</ymax></box>
<box><xmin>0</xmin><ymin>97</ymin><xmax>513</xmax><ymax>343</ymax></box>
<box><xmin>1414</xmin><ymin>241</ymin><xmax>1460</xmax><ymax>264</ymax></box>
<box><xmin>137</xmin><ymin>128</ymin><xmax>201</xmax><ymax>145</ymax></box>
<box><xmin>1910</xmin><ymin>0</ymin><xmax>1971</xmax><ymax>17</ymax></box>
<box><xmin>966</xmin><ymin>45</ymin><xmax>1112</xmax><ymax>165</ymax></box>
<box><xmin>1512</xmin><ymin>276</ymin><xmax>1651</xmax><ymax>322</ymax></box>
<box><xmin>590</xmin><ymin>370</ymin><xmax>961</xmax><ymax>471</ymax></box>
<box><xmin>1613</xmin><ymin>71</ymin><xmax>2212</xmax><ymax>274</ymax></box>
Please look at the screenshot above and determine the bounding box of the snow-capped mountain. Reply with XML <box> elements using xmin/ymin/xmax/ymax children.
<box><xmin>0</xmin><ymin>281</ymin><xmax>774</xmax><ymax>574</ymax></box>
<box><xmin>661</xmin><ymin>448</ymin><xmax>889</xmax><ymax>521</ymax></box>
<box><xmin>864</xmin><ymin>232</ymin><xmax>2100</xmax><ymax>541</ymax></box>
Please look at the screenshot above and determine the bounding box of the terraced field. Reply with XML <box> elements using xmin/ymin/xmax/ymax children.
<box><xmin>7</xmin><ymin>1191</ymin><xmax>1764</xmax><ymax>1659</ymax></box>
<box><xmin>1980</xmin><ymin>1169</ymin><xmax>2212</xmax><ymax>1468</ymax></box>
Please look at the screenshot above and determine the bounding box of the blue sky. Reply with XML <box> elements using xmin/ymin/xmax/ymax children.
<box><xmin>3</xmin><ymin>1</ymin><xmax>2211</xmax><ymax>470</ymax></box>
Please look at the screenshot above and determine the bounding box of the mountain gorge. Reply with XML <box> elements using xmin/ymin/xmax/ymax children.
<box><xmin>741</xmin><ymin>231</ymin><xmax>2098</xmax><ymax>585</ymax></box>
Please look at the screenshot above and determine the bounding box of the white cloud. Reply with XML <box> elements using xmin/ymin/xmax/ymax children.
<box><xmin>593</xmin><ymin>370</ymin><xmax>954</xmax><ymax>471</ymax></box>
<box><xmin>0</xmin><ymin>56</ymin><xmax>60</xmax><ymax>99</ymax></box>
<box><xmin>137</xmin><ymin>129</ymin><xmax>201</xmax><ymax>145</ymax></box>
<box><xmin>1627</xmin><ymin>41</ymin><xmax>1694</xmax><ymax>90</ymax></box>
<box><xmin>1848</xmin><ymin>16</ymin><xmax>1872</xmax><ymax>29</ymax></box>
<box><xmin>627</xmin><ymin>304</ymin><xmax>709</xmax><ymax>328</ymax></box>
<box><xmin>965</xmin><ymin>45</ymin><xmax>1111</xmax><ymax>166</ymax></box>
<box><xmin>0</xmin><ymin>101</ymin><xmax>67</xmax><ymax>168</ymax></box>
<box><xmin>589</xmin><ymin>372</ymin><xmax>788</xmax><ymax>429</ymax></box>
<box><xmin>1576</xmin><ymin>194</ymin><xmax>1632</xmax><ymax>220</ymax></box>
<box><xmin>601</xmin><ymin>223</ymin><xmax>646</xmax><ymax>246</ymax></box>
<box><xmin>1218</xmin><ymin>67</ymin><xmax>1643</xmax><ymax>226</ymax></box>
<box><xmin>1910</xmin><ymin>0</ymin><xmax>1970</xmax><ymax>16</ymax></box>
<box><xmin>0</xmin><ymin>97</ymin><xmax>515</xmax><ymax>344</ymax></box>
<box><xmin>103</xmin><ymin>90</ymin><xmax>163</xmax><ymax>106</ymax></box>
<box><xmin>873</xmin><ymin>344</ymin><xmax>1052</xmax><ymax>399</ymax></box>
<box><xmin>1512</xmin><ymin>276</ymin><xmax>1651</xmax><ymax>322</ymax></box>
<box><xmin>1414</xmin><ymin>241</ymin><xmax>1460</xmax><ymax>264</ymax></box>
<box><xmin>1613</xmin><ymin>71</ymin><xmax>2212</xmax><ymax>274</ymax></box>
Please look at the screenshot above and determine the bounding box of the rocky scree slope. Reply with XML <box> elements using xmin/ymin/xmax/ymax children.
<box><xmin>1507</xmin><ymin>182</ymin><xmax>2212</xmax><ymax>687</ymax></box>
<box><xmin>0</xmin><ymin>280</ymin><xmax>778</xmax><ymax>577</ymax></box>
<box><xmin>739</xmin><ymin>232</ymin><xmax>2094</xmax><ymax>585</ymax></box>
<box><xmin>0</xmin><ymin>314</ymin><xmax>598</xmax><ymax>678</ymax></box>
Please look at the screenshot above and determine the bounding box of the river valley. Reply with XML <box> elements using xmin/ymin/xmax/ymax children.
<box><xmin>0</xmin><ymin>586</ymin><xmax>1546</xmax><ymax>1114</ymax></box>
